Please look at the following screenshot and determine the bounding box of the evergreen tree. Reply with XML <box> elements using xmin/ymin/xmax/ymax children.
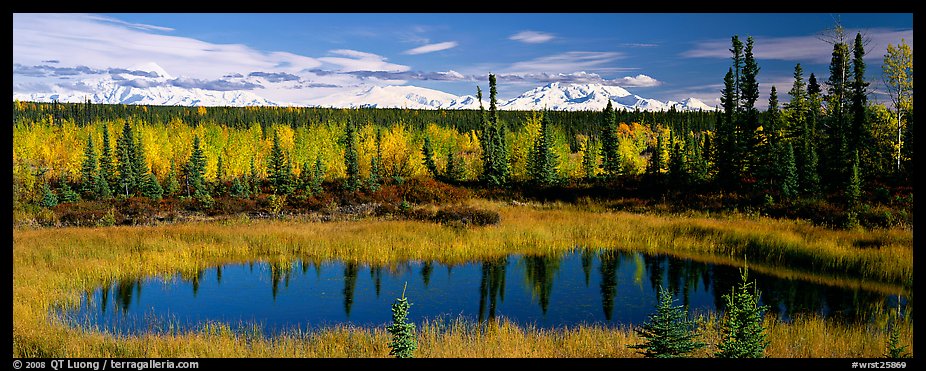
<box><xmin>780</xmin><ymin>142</ymin><xmax>798</xmax><ymax>199</ymax></box>
<box><xmin>215</xmin><ymin>155</ymin><xmax>226</xmax><ymax>187</ymax></box>
<box><xmin>824</xmin><ymin>39</ymin><xmax>852</xmax><ymax>192</ymax></box>
<box><xmin>849</xmin><ymin>33</ymin><xmax>870</xmax><ymax>168</ymax></box>
<box><xmin>715</xmin><ymin>264</ymin><xmax>770</xmax><ymax>358</ymax></box>
<box><xmin>600</xmin><ymin>100</ymin><xmax>621</xmax><ymax>179</ymax></box>
<box><xmin>40</xmin><ymin>182</ymin><xmax>58</xmax><ymax>208</ymax></box>
<box><xmin>421</xmin><ymin>136</ymin><xmax>439</xmax><ymax>178</ymax></box>
<box><xmin>846</xmin><ymin>150</ymin><xmax>861</xmax><ymax>207</ymax></box>
<box><xmin>94</xmin><ymin>172</ymin><xmax>112</xmax><ymax>199</ymax></box>
<box><xmin>184</xmin><ymin>136</ymin><xmax>207</xmax><ymax>197</ymax></box>
<box><xmin>230</xmin><ymin>177</ymin><xmax>248</xmax><ymax>198</ymax></box>
<box><xmin>667</xmin><ymin>138</ymin><xmax>685</xmax><ymax>188</ymax></box>
<box><xmin>799</xmin><ymin>137</ymin><xmax>821</xmax><ymax>198</ymax></box>
<box><xmin>310</xmin><ymin>156</ymin><xmax>325</xmax><ymax>196</ymax></box>
<box><xmin>648</xmin><ymin>131</ymin><xmax>666</xmax><ymax>179</ymax></box>
<box><xmin>58</xmin><ymin>182</ymin><xmax>79</xmax><ymax>203</ymax></box>
<box><xmin>80</xmin><ymin>133</ymin><xmax>98</xmax><ymax>198</ymax></box>
<box><xmin>116</xmin><ymin>120</ymin><xmax>137</xmax><ymax>197</ymax></box>
<box><xmin>367</xmin><ymin>154</ymin><xmax>382</xmax><ymax>192</ymax></box>
<box><xmin>479</xmin><ymin>75</ymin><xmax>510</xmax><ymax>187</ymax></box>
<box><xmin>343</xmin><ymin>119</ymin><xmax>360</xmax><ymax>192</ymax></box>
<box><xmin>628</xmin><ymin>286</ymin><xmax>705</xmax><ymax>358</ymax></box>
<box><xmin>740</xmin><ymin>36</ymin><xmax>761</xmax><ymax>177</ymax></box>
<box><xmin>299</xmin><ymin>162</ymin><xmax>312</xmax><ymax>192</ymax></box>
<box><xmin>163</xmin><ymin>160</ymin><xmax>181</xmax><ymax>197</ymax></box>
<box><xmin>717</xmin><ymin>67</ymin><xmax>739</xmax><ymax>189</ymax></box>
<box><xmin>529</xmin><ymin>111</ymin><xmax>559</xmax><ymax>187</ymax></box>
<box><xmin>884</xmin><ymin>317</ymin><xmax>910</xmax><ymax>358</ymax></box>
<box><xmin>99</xmin><ymin>123</ymin><xmax>116</xmax><ymax>192</ymax></box>
<box><xmin>249</xmin><ymin>156</ymin><xmax>260</xmax><ymax>196</ymax></box>
<box><xmin>141</xmin><ymin>173</ymin><xmax>163</xmax><ymax>200</ymax></box>
<box><xmin>760</xmin><ymin>87</ymin><xmax>782</xmax><ymax>192</ymax></box>
<box><xmin>581</xmin><ymin>136</ymin><xmax>597</xmax><ymax>181</ymax></box>
<box><xmin>387</xmin><ymin>283</ymin><xmax>418</xmax><ymax>358</ymax></box>
<box><xmin>268</xmin><ymin>131</ymin><xmax>293</xmax><ymax>195</ymax></box>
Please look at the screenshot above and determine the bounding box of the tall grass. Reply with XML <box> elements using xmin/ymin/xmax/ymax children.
<box><xmin>13</xmin><ymin>200</ymin><xmax>912</xmax><ymax>357</ymax></box>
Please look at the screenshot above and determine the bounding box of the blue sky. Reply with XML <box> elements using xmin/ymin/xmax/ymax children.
<box><xmin>12</xmin><ymin>13</ymin><xmax>913</xmax><ymax>107</ymax></box>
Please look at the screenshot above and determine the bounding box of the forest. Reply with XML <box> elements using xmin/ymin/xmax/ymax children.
<box><xmin>12</xmin><ymin>33</ymin><xmax>913</xmax><ymax>230</ymax></box>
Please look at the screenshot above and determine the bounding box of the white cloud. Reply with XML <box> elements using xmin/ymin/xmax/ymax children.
<box><xmin>617</xmin><ymin>74</ymin><xmax>662</xmax><ymax>87</ymax></box>
<box><xmin>13</xmin><ymin>13</ymin><xmax>322</xmax><ymax>80</ymax></box>
<box><xmin>403</xmin><ymin>41</ymin><xmax>459</xmax><ymax>55</ymax></box>
<box><xmin>507</xmin><ymin>51</ymin><xmax>627</xmax><ymax>74</ymax></box>
<box><xmin>509</xmin><ymin>31</ymin><xmax>555</xmax><ymax>44</ymax></box>
<box><xmin>683</xmin><ymin>28</ymin><xmax>913</xmax><ymax>63</ymax></box>
<box><xmin>319</xmin><ymin>49</ymin><xmax>410</xmax><ymax>72</ymax></box>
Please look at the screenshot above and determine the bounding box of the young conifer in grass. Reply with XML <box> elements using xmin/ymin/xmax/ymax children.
<box><xmin>715</xmin><ymin>261</ymin><xmax>770</xmax><ymax>358</ymax></box>
<box><xmin>387</xmin><ymin>282</ymin><xmax>417</xmax><ymax>358</ymax></box>
<box><xmin>628</xmin><ymin>285</ymin><xmax>705</xmax><ymax>358</ymax></box>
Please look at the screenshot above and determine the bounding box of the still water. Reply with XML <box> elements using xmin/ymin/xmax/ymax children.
<box><xmin>68</xmin><ymin>249</ymin><xmax>909</xmax><ymax>335</ymax></box>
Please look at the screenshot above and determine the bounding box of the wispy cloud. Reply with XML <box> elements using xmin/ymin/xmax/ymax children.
<box><xmin>682</xmin><ymin>28</ymin><xmax>913</xmax><ymax>63</ymax></box>
<box><xmin>319</xmin><ymin>49</ymin><xmax>410</xmax><ymax>72</ymax></box>
<box><xmin>403</xmin><ymin>41</ymin><xmax>459</xmax><ymax>55</ymax></box>
<box><xmin>620</xmin><ymin>43</ymin><xmax>658</xmax><ymax>48</ymax></box>
<box><xmin>13</xmin><ymin>13</ymin><xmax>322</xmax><ymax>80</ymax></box>
<box><xmin>507</xmin><ymin>51</ymin><xmax>627</xmax><ymax>74</ymax></box>
<box><xmin>509</xmin><ymin>30</ymin><xmax>555</xmax><ymax>44</ymax></box>
<box><xmin>247</xmin><ymin>71</ymin><xmax>300</xmax><ymax>83</ymax></box>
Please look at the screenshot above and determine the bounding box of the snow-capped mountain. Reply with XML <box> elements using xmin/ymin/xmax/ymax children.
<box><xmin>311</xmin><ymin>85</ymin><xmax>475</xmax><ymax>110</ymax></box>
<box><xmin>14</xmin><ymin>65</ymin><xmax>715</xmax><ymax>111</ymax></box>
<box><xmin>308</xmin><ymin>82</ymin><xmax>715</xmax><ymax>112</ymax></box>
<box><xmin>13</xmin><ymin>63</ymin><xmax>278</xmax><ymax>107</ymax></box>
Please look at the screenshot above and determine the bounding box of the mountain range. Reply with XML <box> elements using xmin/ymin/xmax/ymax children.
<box><xmin>13</xmin><ymin>63</ymin><xmax>716</xmax><ymax>112</ymax></box>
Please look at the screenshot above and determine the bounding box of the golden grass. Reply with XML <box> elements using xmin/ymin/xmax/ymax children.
<box><xmin>13</xmin><ymin>200</ymin><xmax>913</xmax><ymax>357</ymax></box>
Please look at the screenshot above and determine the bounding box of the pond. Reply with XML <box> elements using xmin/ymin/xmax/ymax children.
<box><xmin>66</xmin><ymin>249</ymin><xmax>910</xmax><ymax>336</ymax></box>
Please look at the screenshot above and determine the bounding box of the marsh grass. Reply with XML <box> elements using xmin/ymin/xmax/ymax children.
<box><xmin>13</xmin><ymin>200</ymin><xmax>912</xmax><ymax>357</ymax></box>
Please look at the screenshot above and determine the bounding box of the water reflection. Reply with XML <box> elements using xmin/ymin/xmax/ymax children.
<box><xmin>73</xmin><ymin>249</ymin><xmax>911</xmax><ymax>335</ymax></box>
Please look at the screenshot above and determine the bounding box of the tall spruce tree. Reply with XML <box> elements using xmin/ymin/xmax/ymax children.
<box><xmin>268</xmin><ymin>131</ymin><xmax>293</xmax><ymax>195</ymax></box>
<box><xmin>98</xmin><ymin>123</ymin><xmax>115</xmax><ymax>193</ymax></box>
<box><xmin>445</xmin><ymin>148</ymin><xmax>464</xmax><ymax>182</ymax></box>
<box><xmin>825</xmin><ymin>39</ymin><xmax>852</xmax><ymax>192</ymax></box>
<box><xmin>717</xmin><ymin>67</ymin><xmax>739</xmax><ymax>189</ymax></box>
<box><xmin>846</xmin><ymin>150</ymin><xmax>861</xmax><ymax>207</ymax></box>
<box><xmin>781</xmin><ymin>142</ymin><xmax>798</xmax><ymax>199</ymax></box>
<box><xmin>116</xmin><ymin>120</ymin><xmax>137</xmax><ymax>196</ymax></box>
<box><xmin>600</xmin><ymin>100</ymin><xmax>621</xmax><ymax>179</ymax></box>
<box><xmin>849</xmin><ymin>33</ymin><xmax>870</xmax><ymax>170</ymax></box>
<box><xmin>479</xmin><ymin>75</ymin><xmax>510</xmax><ymax>187</ymax></box>
<box><xmin>185</xmin><ymin>136</ymin><xmax>207</xmax><ymax>197</ymax></box>
<box><xmin>80</xmin><ymin>134</ymin><xmax>98</xmax><ymax>198</ymax></box>
<box><xmin>628</xmin><ymin>286</ymin><xmax>705</xmax><ymax>358</ymax></box>
<box><xmin>529</xmin><ymin>111</ymin><xmax>558</xmax><ymax>187</ymax></box>
<box><xmin>310</xmin><ymin>156</ymin><xmax>325</xmax><ymax>196</ymax></box>
<box><xmin>740</xmin><ymin>36</ymin><xmax>761</xmax><ymax>177</ymax></box>
<box><xmin>343</xmin><ymin>118</ymin><xmax>360</xmax><ymax>191</ymax></box>
<box><xmin>760</xmin><ymin>87</ymin><xmax>782</xmax><ymax>192</ymax></box>
<box><xmin>163</xmin><ymin>160</ymin><xmax>181</xmax><ymax>197</ymax></box>
<box><xmin>132</xmin><ymin>131</ymin><xmax>148</xmax><ymax>195</ymax></box>
<box><xmin>421</xmin><ymin>136</ymin><xmax>439</xmax><ymax>178</ymax></box>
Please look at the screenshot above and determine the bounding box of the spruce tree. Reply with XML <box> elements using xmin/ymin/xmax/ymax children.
<box><xmin>40</xmin><ymin>182</ymin><xmax>58</xmax><ymax>208</ymax></box>
<box><xmin>421</xmin><ymin>136</ymin><xmax>439</xmax><ymax>178</ymax></box>
<box><xmin>185</xmin><ymin>136</ymin><xmax>207</xmax><ymax>198</ymax></box>
<box><xmin>849</xmin><ymin>33</ymin><xmax>869</xmax><ymax>167</ymax></box>
<box><xmin>230</xmin><ymin>177</ymin><xmax>248</xmax><ymax>198</ymax></box>
<box><xmin>141</xmin><ymin>173</ymin><xmax>163</xmax><ymax>200</ymax></box>
<box><xmin>215</xmin><ymin>155</ymin><xmax>226</xmax><ymax>193</ymax></box>
<box><xmin>387</xmin><ymin>283</ymin><xmax>417</xmax><ymax>358</ymax></box>
<box><xmin>717</xmin><ymin>67</ymin><xmax>739</xmax><ymax>189</ymax></box>
<box><xmin>715</xmin><ymin>263</ymin><xmax>770</xmax><ymax>358</ymax></box>
<box><xmin>99</xmin><ymin>123</ymin><xmax>116</xmax><ymax>192</ymax></box>
<box><xmin>94</xmin><ymin>172</ymin><xmax>112</xmax><ymax>199</ymax></box>
<box><xmin>529</xmin><ymin>111</ymin><xmax>558</xmax><ymax>187</ymax></box>
<box><xmin>628</xmin><ymin>286</ymin><xmax>705</xmax><ymax>358</ymax></box>
<box><xmin>600</xmin><ymin>100</ymin><xmax>621</xmax><ymax>179</ymax></box>
<box><xmin>310</xmin><ymin>156</ymin><xmax>325</xmax><ymax>196</ymax></box>
<box><xmin>846</xmin><ymin>150</ymin><xmax>861</xmax><ymax>207</ymax></box>
<box><xmin>268</xmin><ymin>131</ymin><xmax>292</xmax><ymax>195</ymax></box>
<box><xmin>299</xmin><ymin>162</ymin><xmax>312</xmax><ymax>193</ymax></box>
<box><xmin>80</xmin><ymin>134</ymin><xmax>98</xmax><ymax>198</ymax></box>
<box><xmin>116</xmin><ymin>121</ymin><xmax>137</xmax><ymax>197</ymax></box>
<box><xmin>479</xmin><ymin>75</ymin><xmax>510</xmax><ymax>187</ymax></box>
<box><xmin>648</xmin><ymin>131</ymin><xmax>665</xmax><ymax>180</ymax></box>
<box><xmin>740</xmin><ymin>36</ymin><xmax>761</xmax><ymax>177</ymax></box>
<box><xmin>780</xmin><ymin>143</ymin><xmax>798</xmax><ymax>200</ymax></box>
<box><xmin>343</xmin><ymin>119</ymin><xmax>360</xmax><ymax>192</ymax></box>
<box><xmin>58</xmin><ymin>182</ymin><xmax>79</xmax><ymax>204</ymax></box>
<box><xmin>667</xmin><ymin>138</ymin><xmax>685</xmax><ymax>188</ymax></box>
<box><xmin>367</xmin><ymin>155</ymin><xmax>382</xmax><ymax>192</ymax></box>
